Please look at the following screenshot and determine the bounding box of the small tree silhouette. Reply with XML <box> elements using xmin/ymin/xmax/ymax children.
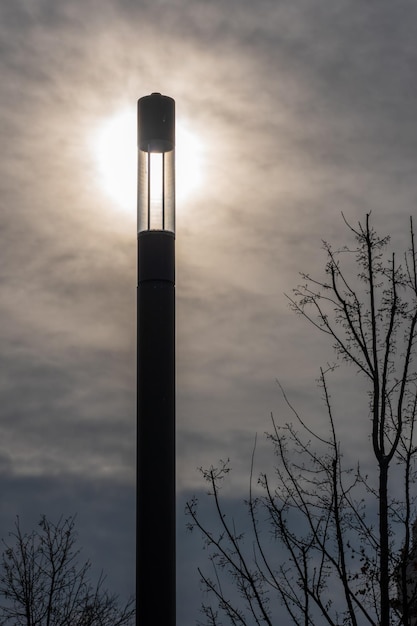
<box><xmin>0</xmin><ymin>514</ymin><xmax>134</xmax><ymax>626</ymax></box>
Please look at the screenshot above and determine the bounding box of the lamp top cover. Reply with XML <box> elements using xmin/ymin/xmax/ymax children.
<box><xmin>138</xmin><ymin>93</ymin><xmax>175</xmax><ymax>153</ymax></box>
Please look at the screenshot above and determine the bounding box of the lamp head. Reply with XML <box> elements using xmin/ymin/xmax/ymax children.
<box><xmin>138</xmin><ymin>93</ymin><xmax>176</xmax><ymax>234</ymax></box>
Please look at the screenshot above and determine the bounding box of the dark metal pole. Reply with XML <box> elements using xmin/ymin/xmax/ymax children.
<box><xmin>137</xmin><ymin>94</ymin><xmax>176</xmax><ymax>626</ymax></box>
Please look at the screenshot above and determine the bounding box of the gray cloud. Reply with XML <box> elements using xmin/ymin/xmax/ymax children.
<box><xmin>1</xmin><ymin>0</ymin><xmax>417</xmax><ymax>623</ymax></box>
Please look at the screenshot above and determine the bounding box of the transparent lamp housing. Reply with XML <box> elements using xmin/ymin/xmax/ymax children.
<box><xmin>138</xmin><ymin>142</ymin><xmax>175</xmax><ymax>232</ymax></box>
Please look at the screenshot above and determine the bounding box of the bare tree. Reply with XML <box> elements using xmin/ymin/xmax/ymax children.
<box><xmin>0</xmin><ymin>514</ymin><xmax>134</xmax><ymax>626</ymax></box>
<box><xmin>187</xmin><ymin>215</ymin><xmax>417</xmax><ymax>625</ymax></box>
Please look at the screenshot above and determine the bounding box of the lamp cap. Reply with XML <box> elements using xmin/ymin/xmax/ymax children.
<box><xmin>138</xmin><ymin>93</ymin><xmax>175</xmax><ymax>152</ymax></box>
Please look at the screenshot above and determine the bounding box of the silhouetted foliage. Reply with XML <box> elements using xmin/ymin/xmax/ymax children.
<box><xmin>187</xmin><ymin>215</ymin><xmax>417</xmax><ymax>625</ymax></box>
<box><xmin>0</xmin><ymin>514</ymin><xmax>134</xmax><ymax>626</ymax></box>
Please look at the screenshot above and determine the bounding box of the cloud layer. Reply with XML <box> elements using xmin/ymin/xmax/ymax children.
<box><xmin>1</xmin><ymin>0</ymin><xmax>417</xmax><ymax>622</ymax></box>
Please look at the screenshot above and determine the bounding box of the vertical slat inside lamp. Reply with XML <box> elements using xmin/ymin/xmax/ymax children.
<box><xmin>137</xmin><ymin>93</ymin><xmax>176</xmax><ymax>626</ymax></box>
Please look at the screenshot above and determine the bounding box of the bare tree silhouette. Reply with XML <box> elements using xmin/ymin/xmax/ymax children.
<box><xmin>0</xmin><ymin>514</ymin><xmax>134</xmax><ymax>626</ymax></box>
<box><xmin>187</xmin><ymin>215</ymin><xmax>417</xmax><ymax>625</ymax></box>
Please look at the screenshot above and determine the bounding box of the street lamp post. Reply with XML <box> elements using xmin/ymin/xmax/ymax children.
<box><xmin>137</xmin><ymin>93</ymin><xmax>176</xmax><ymax>626</ymax></box>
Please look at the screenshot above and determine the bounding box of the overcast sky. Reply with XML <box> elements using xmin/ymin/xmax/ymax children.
<box><xmin>1</xmin><ymin>0</ymin><xmax>417</xmax><ymax>624</ymax></box>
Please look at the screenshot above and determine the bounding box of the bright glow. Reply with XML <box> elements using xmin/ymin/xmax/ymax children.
<box><xmin>176</xmin><ymin>122</ymin><xmax>204</xmax><ymax>203</ymax></box>
<box><xmin>92</xmin><ymin>109</ymin><xmax>136</xmax><ymax>213</ymax></box>
<box><xmin>149</xmin><ymin>152</ymin><xmax>163</xmax><ymax>227</ymax></box>
<box><xmin>92</xmin><ymin>108</ymin><xmax>204</xmax><ymax>214</ymax></box>
<box><xmin>149</xmin><ymin>153</ymin><xmax>163</xmax><ymax>207</ymax></box>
